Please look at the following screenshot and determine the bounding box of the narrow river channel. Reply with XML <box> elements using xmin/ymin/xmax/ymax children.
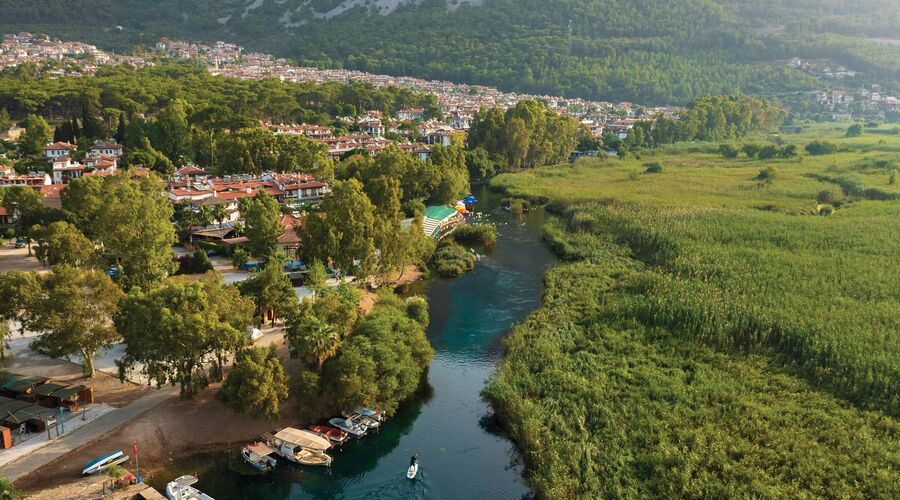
<box><xmin>149</xmin><ymin>186</ymin><xmax>556</xmax><ymax>499</ymax></box>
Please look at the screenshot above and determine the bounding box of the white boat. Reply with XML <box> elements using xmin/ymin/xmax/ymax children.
<box><xmin>165</xmin><ymin>475</ymin><xmax>214</xmax><ymax>500</ymax></box>
<box><xmin>407</xmin><ymin>461</ymin><xmax>419</xmax><ymax>480</ymax></box>
<box><xmin>341</xmin><ymin>411</ymin><xmax>380</xmax><ymax>429</ymax></box>
<box><xmin>329</xmin><ymin>417</ymin><xmax>367</xmax><ymax>437</ymax></box>
<box><xmin>269</xmin><ymin>427</ymin><xmax>333</xmax><ymax>467</ymax></box>
<box><xmin>81</xmin><ymin>450</ymin><xmax>129</xmax><ymax>475</ymax></box>
<box><xmin>241</xmin><ymin>442</ymin><xmax>277</xmax><ymax>472</ymax></box>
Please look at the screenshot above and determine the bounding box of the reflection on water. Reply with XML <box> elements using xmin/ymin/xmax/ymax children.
<box><xmin>149</xmin><ymin>186</ymin><xmax>555</xmax><ymax>499</ymax></box>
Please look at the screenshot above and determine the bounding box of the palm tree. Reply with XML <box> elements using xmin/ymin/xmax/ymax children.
<box><xmin>197</xmin><ymin>205</ymin><xmax>214</xmax><ymax>227</ymax></box>
<box><xmin>211</xmin><ymin>203</ymin><xmax>228</xmax><ymax>227</ymax></box>
<box><xmin>295</xmin><ymin>316</ymin><xmax>340</xmax><ymax>373</ymax></box>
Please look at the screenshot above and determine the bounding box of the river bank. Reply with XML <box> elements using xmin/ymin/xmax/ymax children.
<box><xmin>134</xmin><ymin>185</ymin><xmax>553</xmax><ymax>499</ymax></box>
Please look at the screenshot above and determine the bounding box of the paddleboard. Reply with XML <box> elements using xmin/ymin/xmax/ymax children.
<box><xmin>407</xmin><ymin>462</ymin><xmax>418</xmax><ymax>480</ymax></box>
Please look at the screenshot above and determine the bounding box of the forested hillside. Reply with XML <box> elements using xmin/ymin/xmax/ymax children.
<box><xmin>1</xmin><ymin>0</ymin><xmax>897</xmax><ymax>104</ymax></box>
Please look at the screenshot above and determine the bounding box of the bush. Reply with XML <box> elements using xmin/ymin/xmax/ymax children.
<box><xmin>452</xmin><ymin>223</ymin><xmax>497</xmax><ymax>248</ymax></box>
<box><xmin>502</xmin><ymin>197</ymin><xmax>529</xmax><ymax>214</ymax></box>
<box><xmin>718</xmin><ymin>144</ymin><xmax>739</xmax><ymax>158</ymax></box>
<box><xmin>193</xmin><ymin>248</ymin><xmax>213</xmax><ymax>273</ymax></box>
<box><xmin>816</xmin><ymin>190</ymin><xmax>837</xmax><ymax>204</ymax></box>
<box><xmin>232</xmin><ymin>247</ymin><xmax>249</xmax><ymax>269</ymax></box>
<box><xmin>818</xmin><ymin>205</ymin><xmax>834</xmax><ymax>216</ymax></box>
<box><xmin>742</xmin><ymin>144</ymin><xmax>761</xmax><ymax>158</ymax></box>
<box><xmin>756</xmin><ymin>166</ymin><xmax>777</xmax><ymax>183</ymax></box>
<box><xmin>406</xmin><ymin>296</ymin><xmax>429</xmax><ymax>327</ymax></box>
<box><xmin>218</xmin><ymin>345</ymin><xmax>289</xmax><ymax>419</ymax></box>
<box><xmin>805</xmin><ymin>141</ymin><xmax>838</xmax><ymax>155</ymax></box>
<box><xmin>430</xmin><ymin>241</ymin><xmax>476</xmax><ymax>277</ymax></box>
<box><xmin>846</xmin><ymin>124</ymin><xmax>863</xmax><ymax>137</ymax></box>
<box><xmin>644</xmin><ymin>162</ymin><xmax>664</xmax><ymax>173</ymax></box>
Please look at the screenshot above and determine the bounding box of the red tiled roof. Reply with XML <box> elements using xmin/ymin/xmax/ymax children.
<box><xmin>44</xmin><ymin>142</ymin><xmax>76</xmax><ymax>151</ymax></box>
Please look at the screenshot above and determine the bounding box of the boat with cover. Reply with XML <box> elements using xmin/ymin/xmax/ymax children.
<box><xmin>341</xmin><ymin>410</ymin><xmax>381</xmax><ymax>429</ymax></box>
<box><xmin>269</xmin><ymin>427</ymin><xmax>333</xmax><ymax>467</ymax></box>
<box><xmin>308</xmin><ymin>424</ymin><xmax>349</xmax><ymax>445</ymax></box>
<box><xmin>82</xmin><ymin>450</ymin><xmax>129</xmax><ymax>475</ymax></box>
<box><xmin>165</xmin><ymin>475</ymin><xmax>214</xmax><ymax>500</ymax></box>
<box><xmin>241</xmin><ymin>442</ymin><xmax>277</xmax><ymax>472</ymax></box>
<box><xmin>350</xmin><ymin>407</ymin><xmax>384</xmax><ymax>422</ymax></box>
<box><xmin>329</xmin><ymin>417</ymin><xmax>367</xmax><ymax>437</ymax></box>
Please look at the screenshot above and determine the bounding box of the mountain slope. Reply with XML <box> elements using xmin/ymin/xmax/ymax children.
<box><xmin>1</xmin><ymin>0</ymin><xmax>897</xmax><ymax>104</ymax></box>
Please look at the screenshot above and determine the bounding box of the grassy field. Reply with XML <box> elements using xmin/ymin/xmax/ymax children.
<box><xmin>485</xmin><ymin>123</ymin><xmax>900</xmax><ymax>498</ymax></box>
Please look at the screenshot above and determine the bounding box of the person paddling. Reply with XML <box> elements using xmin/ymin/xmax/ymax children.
<box><xmin>410</xmin><ymin>453</ymin><xmax>418</xmax><ymax>467</ymax></box>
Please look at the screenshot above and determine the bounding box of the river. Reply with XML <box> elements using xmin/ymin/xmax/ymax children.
<box><xmin>149</xmin><ymin>187</ymin><xmax>556</xmax><ymax>499</ymax></box>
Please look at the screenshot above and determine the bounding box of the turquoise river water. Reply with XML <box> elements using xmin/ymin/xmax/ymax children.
<box><xmin>149</xmin><ymin>187</ymin><xmax>556</xmax><ymax>499</ymax></box>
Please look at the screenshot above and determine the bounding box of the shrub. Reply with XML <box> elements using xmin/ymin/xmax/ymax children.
<box><xmin>406</xmin><ymin>296</ymin><xmax>429</xmax><ymax>327</ymax></box>
<box><xmin>232</xmin><ymin>247</ymin><xmax>249</xmax><ymax>269</ymax></box>
<box><xmin>718</xmin><ymin>144</ymin><xmax>739</xmax><ymax>158</ymax></box>
<box><xmin>452</xmin><ymin>223</ymin><xmax>497</xmax><ymax>248</ymax></box>
<box><xmin>430</xmin><ymin>241</ymin><xmax>476</xmax><ymax>277</ymax></box>
<box><xmin>756</xmin><ymin>166</ymin><xmax>777</xmax><ymax>183</ymax></box>
<box><xmin>846</xmin><ymin>124</ymin><xmax>863</xmax><ymax>137</ymax></box>
<box><xmin>742</xmin><ymin>144</ymin><xmax>761</xmax><ymax>158</ymax></box>
<box><xmin>644</xmin><ymin>162</ymin><xmax>664</xmax><ymax>173</ymax></box>
<box><xmin>816</xmin><ymin>190</ymin><xmax>837</xmax><ymax>204</ymax></box>
<box><xmin>805</xmin><ymin>141</ymin><xmax>838</xmax><ymax>155</ymax></box>
<box><xmin>193</xmin><ymin>248</ymin><xmax>213</xmax><ymax>273</ymax></box>
<box><xmin>502</xmin><ymin>197</ymin><xmax>529</xmax><ymax>214</ymax></box>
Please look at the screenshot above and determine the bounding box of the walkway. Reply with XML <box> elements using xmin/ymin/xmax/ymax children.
<box><xmin>0</xmin><ymin>387</ymin><xmax>176</xmax><ymax>482</ymax></box>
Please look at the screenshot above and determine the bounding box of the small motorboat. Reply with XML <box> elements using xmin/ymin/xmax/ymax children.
<box><xmin>294</xmin><ymin>448</ymin><xmax>332</xmax><ymax>467</ymax></box>
<box><xmin>165</xmin><ymin>475</ymin><xmax>214</xmax><ymax>500</ymax></box>
<box><xmin>329</xmin><ymin>417</ymin><xmax>367</xmax><ymax>437</ymax></box>
<box><xmin>308</xmin><ymin>425</ymin><xmax>349</xmax><ymax>445</ymax></box>
<box><xmin>268</xmin><ymin>428</ymin><xmax>333</xmax><ymax>467</ymax></box>
<box><xmin>241</xmin><ymin>442</ymin><xmax>277</xmax><ymax>472</ymax></box>
<box><xmin>82</xmin><ymin>450</ymin><xmax>129</xmax><ymax>475</ymax></box>
<box><xmin>350</xmin><ymin>407</ymin><xmax>384</xmax><ymax>422</ymax></box>
<box><xmin>341</xmin><ymin>411</ymin><xmax>380</xmax><ymax>430</ymax></box>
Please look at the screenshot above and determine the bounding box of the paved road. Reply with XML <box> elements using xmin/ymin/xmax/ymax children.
<box><xmin>0</xmin><ymin>387</ymin><xmax>177</xmax><ymax>482</ymax></box>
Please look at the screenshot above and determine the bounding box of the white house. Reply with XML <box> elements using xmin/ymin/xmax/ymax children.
<box><xmin>42</xmin><ymin>141</ymin><xmax>77</xmax><ymax>159</ymax></box>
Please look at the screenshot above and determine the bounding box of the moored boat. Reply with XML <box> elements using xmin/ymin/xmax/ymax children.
<box><xmin>341</xmin><ymin>410</ymin><xmax>381</xmax><ymax>429</ymax></box>
<box><xmin>165</xmin><ymin>475</ymin><xmax>214</xmax><ymax>500</ymax></box>
<box><xmin>349</xmin><ymin>407</ymin><xmax>384</xmax><ymax>422</ymax></box>
<box><xmin>268</xmin><ymin>427</ymin><xmax>333</xmax><ymax>467</ymax></box>
<box><xmin>329</xmin><ymin>417</ymin><xmax>367</xmax><ymax>437</ymax></box>
<box><xmin>241</xmin><ymin>442</ymin><xmax>277</xmax><ymax>472</ymax></box>
<box><xmin>82</xmin><ymin>450</ymin><xmax>129</xmax><ymax>475</ymax></box>
<box><xmin>308</xmin><ymin>424</ymin><xmax>349</xmax><ymax>445</ymax></box>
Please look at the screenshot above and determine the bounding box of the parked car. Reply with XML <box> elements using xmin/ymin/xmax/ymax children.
<box><xmin>14</xmin><ymin>237</ymin><xmax>27</xmax><ymax>249</ymax></box>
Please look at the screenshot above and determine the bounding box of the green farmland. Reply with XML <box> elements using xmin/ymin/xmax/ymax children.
<box><xmin>485</xmin><ymin>122</ymin><xmax>900</xmax><ymax>498</ymax></box>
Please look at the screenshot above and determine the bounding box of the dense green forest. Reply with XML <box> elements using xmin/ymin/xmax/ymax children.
<box><xmin>485</xmin><ymin>123</ymin><xmax>900</xmax><ymax>497</ymax></box>
<box><xmin>0</xmin><ymin>63</ymin><xmax>437</xmax><ymax>174</ymax></box>
<box><xmin>0</xmin><ymin>0</ymin><xmax>897</xmax><ymax>104</ymax></box>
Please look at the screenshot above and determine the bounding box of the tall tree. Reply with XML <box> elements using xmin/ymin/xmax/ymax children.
<box><xmin>64</xmin><ymin>174</ymin><xmax>176</xmax><ymax>289</ymax></box>
<box><xmin>18</xmin><ymin>114</ymin><xmax>51</xmax><ymax>158</ymax></box>
<box><xmin>30</xmin><ymin>221</ymin><xmax>95</xmax><ymax>267</ymax></box>
<box><xmin>0</xmin><ymin>271</ymin><xmax>40</xmax><ymax>360</ymax></box>
<box><xmin>115</xmin><ymin>275</ymin><xmax>253</xmax><ymax>397</ymax></box>
<box><xmin>151</xmin><ymin>98</ymin><xmax>192</xmax><ymax>164</ymax></box>
<box><xmin>298</xmin><ymin>179</ymin><xmax>377</xmax><ymax>278</ymax></box>
<box><xmin>241</xmin><ymin>190</ymin><xmax>283</xmax><ymax>260</ymax></box>
<box><xmin>285</xmin><ymin>312</ymin><xmax>340</xmax><ymax>373</ymax></box>
<box><xmin>218</xmin><ymin>344</ymin><xmax>289</xmax><ymax>419</ymax></box>
<box><xmin>24</xmin><ymin>266</ymin><xmax>123</xmax><ymax>376</ymax></box>
<box><xmin>1</xmin><ymin>186</ymin><xmax>56</xmax><ymax>255</ymax></box>
<box><xmin>238</xmin><ymin>261</ymin><xmax>298</xmax><ymax>326</ymax></box>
